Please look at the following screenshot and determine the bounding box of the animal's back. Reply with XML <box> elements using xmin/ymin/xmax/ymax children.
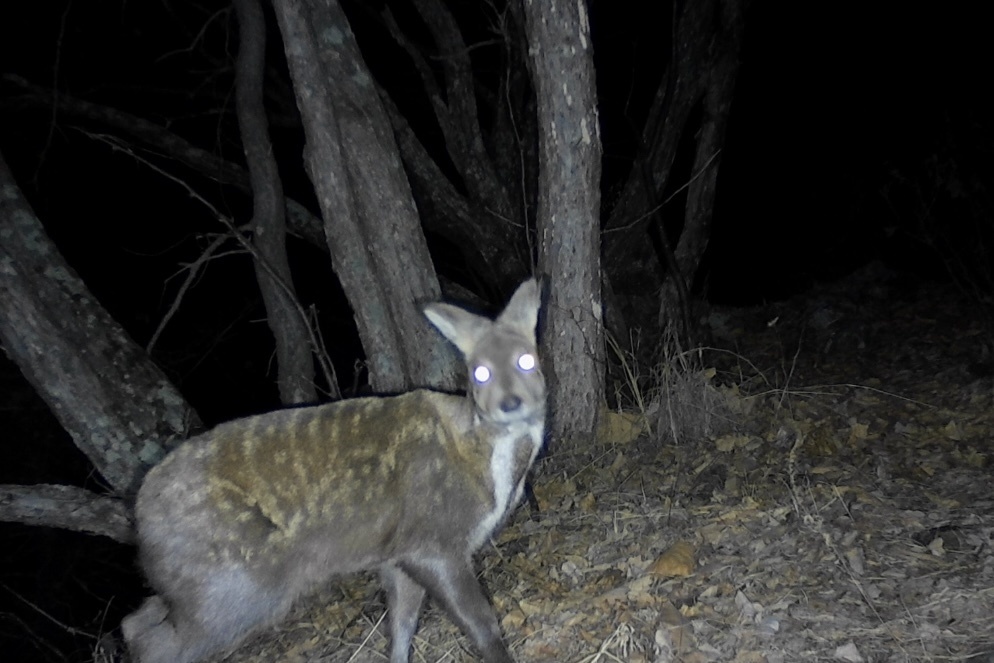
<box><xmin>137</xmin><ymin>391</ymin><xmax>491</xmax><ymax>579</ymax></box>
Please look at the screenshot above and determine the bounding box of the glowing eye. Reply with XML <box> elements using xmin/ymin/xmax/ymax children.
<box><xmin>517</xmin><ymin>353</ymin><xmax>536</xmax><ymax>371</ymax></box>
<box><xmin>473</xmin><ymin>365</ymin><xmax>491</xmax><ymax>384</ymax></box>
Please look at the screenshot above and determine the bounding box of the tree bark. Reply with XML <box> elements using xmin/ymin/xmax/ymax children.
<box><xmin>234</xmin><ymin>0</ymin><xmax>316</xmax><ymax>404</ymax></box>
<box><xmin>270</xmin><ymin>0</ymin><xmax>459</xmax><ymax>392</ymax></box>
<box><xmin>596</xmin><ymin>0</ymin><xmax>745</xmax><ymax>341</ymax></box>
<box><xmin>0</xmin><ymin>484</ymin><xmax>134</xmax><ymax>543</ymax></box>
<box><xmin>370</xmin><ymin>1</ymin><xmax>539</xmax><ymax>294</ymax></box>
<box><xmin>405</xmin><ymin>0</ymin><xmax>514</xmax><ymax>225</ymax></box>
<box><xmin>379</xmin><ymin>92</ymin><xmax>521</xmax><ymax>290</ymax></box>
<box><xmin>658</xmin><ymin>0</ymin><xmax>745</xmax><ymax>328</ymax></box>
<box><xmin>376</xmin><ymin>3</ymin><xmax>530</xmax><ymax>292</ymax></box>
<box><xmin>0</xmin><ymin>149</ymin><xmax>200</xmax><ymax>496</ymax></box>
<box><xmin>523</xmin><ymin>0</ymin><xmax>604</xmax><ymax>441</ymax></box>
<box><xmin>601</xmin><ymin>0</ymin><xmax>714</xmax><ymax>283</ymax></box>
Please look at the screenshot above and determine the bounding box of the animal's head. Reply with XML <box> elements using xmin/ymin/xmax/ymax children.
<box><xmin>424</xmin><ymin>279</ymin><xmax>545</xmax><ymax>425</ymax></box>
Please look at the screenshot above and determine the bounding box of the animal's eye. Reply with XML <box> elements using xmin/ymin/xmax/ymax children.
<box><xmin>517</xmin><ymin>353</ymin><xmax>536</xmax><ymax>371</ymax></box>
<box><xmin>473</xmin><ymin>365</ymin><xmax>492</xmax><ymax>384</ymax></box>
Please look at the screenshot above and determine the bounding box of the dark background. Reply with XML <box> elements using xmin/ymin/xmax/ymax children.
<box><xmin>1</xmin><ymin>1</ymin><xmax>991</xmax><ymax>660</ymax></box>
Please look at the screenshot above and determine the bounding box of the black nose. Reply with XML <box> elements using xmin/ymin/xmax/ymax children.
<box><xmin>500</xmin><ymin>395</ymin><xmax>522</xmax><ymax>413</ymax></box>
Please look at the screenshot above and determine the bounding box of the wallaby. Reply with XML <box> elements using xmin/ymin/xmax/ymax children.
<box><xmin>121</xmin><ymin>279</ymin><xmax>545</xmax><ymax>663</ymax></box>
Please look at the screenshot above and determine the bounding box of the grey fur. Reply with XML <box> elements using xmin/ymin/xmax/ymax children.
<box><xmin>122</xmin><ymin>279</ymin><xmax>545</xmax><ymax>663</ymax></box>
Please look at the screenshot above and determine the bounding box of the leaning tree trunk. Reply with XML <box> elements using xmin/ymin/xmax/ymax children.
<box><xmin>0</xmin><ymin>149</ymin><xmax>199</xmax><ymax>540</ymax></box>
<box><xmin>523</xmin><ymin>0</ymin><xmax>604</xmax><ymax>442</ymax></box>
<box><xmin>602</xmin><ymin>0</ymin><xmax>745</xmax><ymax>340</ymax></box>
<box><xmin>657</xmin><ymin>0</ymin><xmax>745</xmax><ymax>330</ymax></box>
<box><xmin>270</xmin><ymin>0</ymin><xmax>459</xmax><ymax>392</ymax></box>
<box><xmin>375</xmin><ymin>0</ymin><xmax>535</xmax><ymax>295</ymax></box>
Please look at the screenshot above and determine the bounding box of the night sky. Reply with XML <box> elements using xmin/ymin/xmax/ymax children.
<box><xmin>1</xmin><ymin>1</ymin><xmax>992</xmax><ymax>661</ymax></box>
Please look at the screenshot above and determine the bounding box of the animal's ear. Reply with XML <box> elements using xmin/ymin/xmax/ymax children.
<box><xmin>496</xmin><ymin>278</ymin><xmax>542</xmax><ymax>339</ymax></box>
<box><xmin>424</xmin><ymin>303</ymin><xmax>489</xmax><ymax>357</ymax></box>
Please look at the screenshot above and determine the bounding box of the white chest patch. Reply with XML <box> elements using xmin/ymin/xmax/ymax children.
<box><xmin>468</xmin><ymin>421</ymin><xmax>543</xmax><ymax>551</ymax></box>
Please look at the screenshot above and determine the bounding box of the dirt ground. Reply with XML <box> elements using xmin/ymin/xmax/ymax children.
<box><xmin>175</xmin><ymin>263</ymin><xmax>994</xmax><ymax>663</ymax></box>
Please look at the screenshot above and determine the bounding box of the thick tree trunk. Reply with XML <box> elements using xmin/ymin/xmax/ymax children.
<box><xmin>270</xmin><ymin>0</ymin><xmax>459</xmax><ymax>392</ymax></box>
<box><xmin>0</xmin><ymin>150</ymin><xmax>200</xmax><ymax>496</ymax></box>
<box><xmin>234</xmin><ymin>0</ymin><xmax>316</xmax><ymax>404</ymax></box>
<box><xmin>523</xmin><ymin>0</ymin><xmax>604</xmax><ymax>441</ymax></box>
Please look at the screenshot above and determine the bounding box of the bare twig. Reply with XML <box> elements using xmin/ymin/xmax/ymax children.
<box><xmin>81</xmin><ymin>130</ymin><xmax>340</xmax><ymax>398</ymax></box>
<box><xmin>1</xmin><ymin>74</ymin><xmax>325</xmax><ymax>247</ymax></box>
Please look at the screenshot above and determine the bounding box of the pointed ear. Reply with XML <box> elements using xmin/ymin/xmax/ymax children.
<box><xmin>496</xmin><ymin>278</ymin><xmax>541</xmax><ymax>338</ymax></box>
<box><xmin>424</xmin><ymin>303</ymin><xmax>489</xmax><ymax>357</ymax></box>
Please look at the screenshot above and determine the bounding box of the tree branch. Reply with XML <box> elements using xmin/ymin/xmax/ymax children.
<box><xmin>408</xmin><ymin>0</ymin><xmax>511</xmax><ymax>218</ymax></box>
<box><xmin>376</xmin><ymin>1</ymin><xmax>526</xmax><ymax>289</ymax></box>
<box><xmin>0</xmin><ymin>484</ymin><xmax>134</xmax><ymax>544</ymax></box>
<box><xmin>0</xmin><ymin>149</ymin><xmax>200</xmax><ymax>495</ymax></box>
<box><xmin>80</xmin><ymin>131</ymin><xmax>341</xmax><ymax>399</ymax></box>
<box><xmin>660</xmin><ymin>0</ymin><xmax>745</xmax><ymax>327</ymax></box>
<box><xmin>0</xmin><ymin>73</ymin><xmax>325</xmax><ymax>250</ymax></box>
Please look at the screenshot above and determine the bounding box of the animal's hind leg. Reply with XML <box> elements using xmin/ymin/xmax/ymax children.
<box><xmin>122</xmin><ymin>593</ymin><xmax>261</xmax><ymax>663</ymax></box>
<box><xmin>124</xmin><ymin>565</ymin><xmax>288</xmax><ymax>663</ymax></box>
<box><xmin>382</xmin><ymin>563</ymin><xmax>427</xmax><ymax>663</ymax></box>
<box><xmin>122</xmin><ymin>596</ymin><xmax>190</xmax><ymax>663</ymax></box>
<box><xmin>156</xmin><ymin>568</ymin><xmax>297</xmax><ymax>662</ymax></box>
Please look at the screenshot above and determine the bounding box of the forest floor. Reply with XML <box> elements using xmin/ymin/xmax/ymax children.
<box><xmin>208</xmin><ymin>262</ymin><xmax>994</xmax><ymax>663</ymax></box>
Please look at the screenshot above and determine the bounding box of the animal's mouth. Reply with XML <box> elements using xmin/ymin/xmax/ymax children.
<box><xmin>480</xmin><ymin>403</ymin><xmax>545</xmax><ymax>426</ymax></box>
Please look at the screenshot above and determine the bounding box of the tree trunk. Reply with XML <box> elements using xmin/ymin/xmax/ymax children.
<box><xmin>523</xmin><ymin>0</ymin><xmax>604</xmax><ymax>441</ymax></box>
<box><xmin>376</xmin><ymin>0</ymin><xmax>534</xmax><ymax>293</ymax></box>
<box><xmin>0</xmin><ymin>150</ymin><xmax>200</xmax><ymax>496</ymax></box>
<box><xmin>234</xmin><ymin>0</ymin><xmax>316</xmax><ymax>404</ymax></box>
<box><xmin>658</xmin><ymin>0</ymin><xmax>745</xmax><ymax>329</ymax></box>
<box><xmin>602</xmin><ymin>0</ymin><xmax>745</xmax><ymax>339</ymax></box>
<box><xmin>270</xmin><ymin>0</ymin><xmax>460</xmax><ymax>392</ymax></box>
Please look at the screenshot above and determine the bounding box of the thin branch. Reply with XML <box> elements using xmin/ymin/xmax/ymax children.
<box><xmin>4</xmin><ymin>584</ymin><xmax>97</xmax><ymax>639</ymax></box>
<box><xmin>1</xmin><ymin>74</ymin><xmax>325</xmax><ymax>248</ymax></box>
<box><xmin>82</xmin><ymin>130</ymin><xmax>340</xmax><ymax>398</ymax></box>
<box><xmin>147</xmin><ymin>231</ymin><xmax>234</xmax><ymax>354</ymax></box>
<box><xmin>32</xmin><ymin>1</ymin><xmax>73</xmax><ymax>187</ymax></box>
<box><xmin>602</xmin><ymin>148</ymin><xmax>722</xmax><ymax>235</ymax></box>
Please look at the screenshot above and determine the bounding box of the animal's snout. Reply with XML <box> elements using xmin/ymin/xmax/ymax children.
<box><xmin>500</xmin><ymin>395</ymin><xmax>522</xmax><ymax>413</ymax></box>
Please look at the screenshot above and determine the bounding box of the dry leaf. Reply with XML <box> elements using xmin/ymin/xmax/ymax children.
<box><xmin>500</xmin><ymin>607</ymin><xmax>527</xmax><ymax>630</ymax></box>
<box><xmin>715</xmin><ymin>433</ymin><xmax>750</xmax><ymax>452</ymax></box>
<box><xmin>597</xmin><ymin>409</ymin><xmax>648</xmax><ymax>444</ymax></box>
<box><xmin>848</xmin><ymin>421</ymin><xmax>870</xmax><ymax>442</ymax></box>
<box><xmin>648</xmin><ymin>541</ymin><xmax>696</xmax><ymax>577</ymax></box>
